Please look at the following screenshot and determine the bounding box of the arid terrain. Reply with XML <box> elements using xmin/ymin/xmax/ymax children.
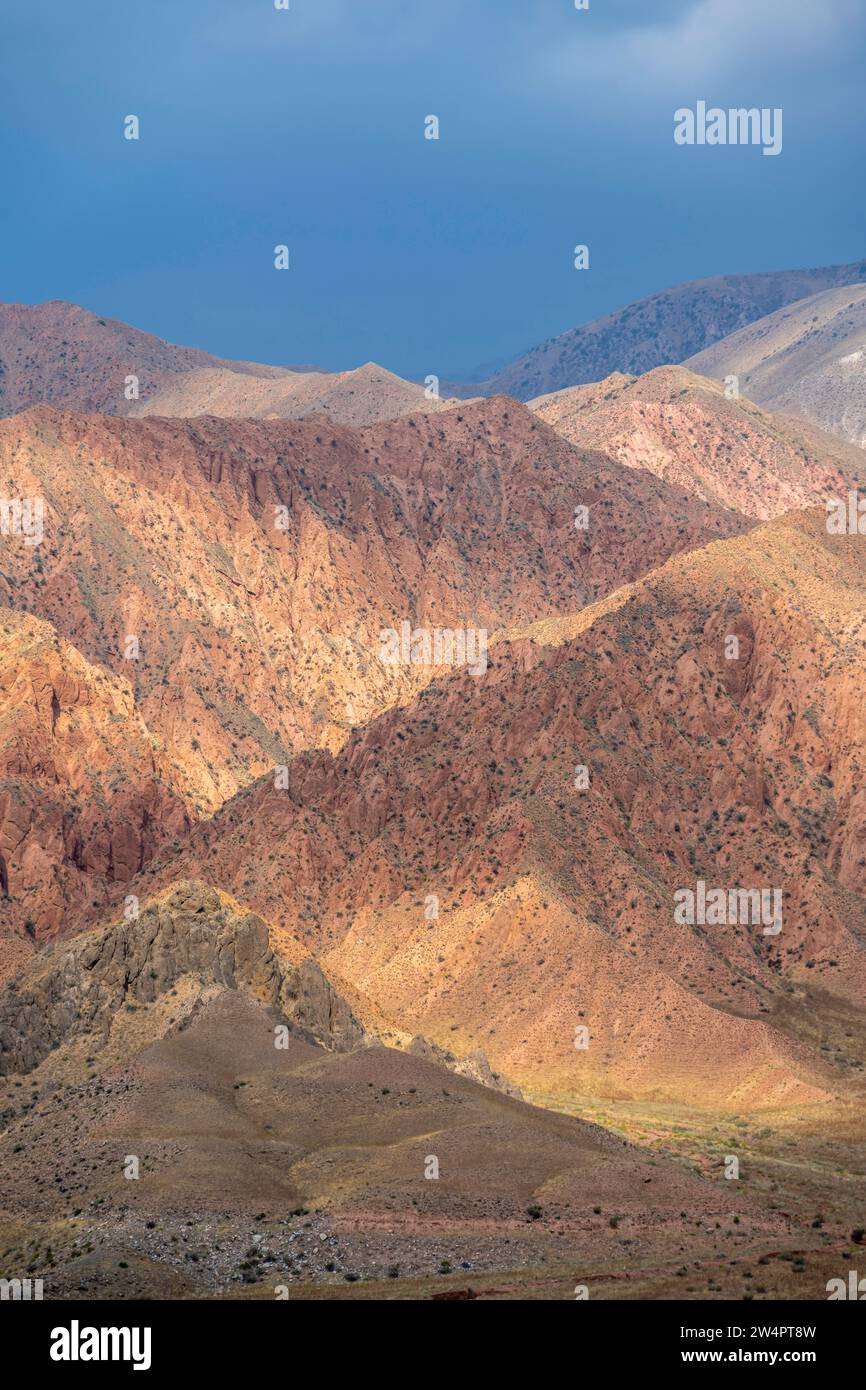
<box><xmin>0</xmin><ymin>395</ymin><xmax>745</xmax><ymax>944</ymax></box>
<box><xmin>687</xmin><ymin>286</ymin><xmax>866</xmax><ymax>447</ymax></box>
<box><xmin>1</xmin><ymin>279</ymin><xmax>865</xmax><ymax>1300</ymax></box>
<box><xmin>530</xmin><ymin>365</ymin><xmax>866</xmax><ymax>517</ymax></box>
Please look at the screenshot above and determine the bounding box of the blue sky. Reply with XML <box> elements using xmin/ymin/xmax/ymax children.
<box><xmin>2</xmin><ymin>0</ymin><xmax>865</xmax><ymax>378</ymax></box>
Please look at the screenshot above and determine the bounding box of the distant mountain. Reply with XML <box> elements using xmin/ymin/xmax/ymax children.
<box><xmin>687</xmin><ymin>284</ymin><xmax>866</xmax><ymax>447</ymax></box>
<box><xmin>130</xmin><ymin>360</ymin><xmax>457</xmax><ymax>425</ymax></box>
<box><xmin>531</xmin><ymin>365</ymin><xmax>866</xmax><ymax>518</ymax></box>
<box><xmin>0</xmin><ymin>300</ymin><xmax>255</xmax><ymax>415</ymax></box>
<box><xmin>0</xmin><ymin>302</ymin><xmax>453</xmax><ymax>424</ymax></box>
<box><xmin>446</xmin><ymin>258</ymin><xmax>866</xmax><ymax>401</ymax></box>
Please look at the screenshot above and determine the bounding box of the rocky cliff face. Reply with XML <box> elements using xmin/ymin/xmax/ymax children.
<box><xmin>0</xmin><ymin>881</ymin><xmax>365</xmax><ymax>1075</ymax></box>
<box><xmin>407</xmin><ymin>1034</ymin><xmax>523</xmax><ymax>1098</ymax></box>
<box><xmin>0</xmin><ymin>608</ymin><xmax>190</xmax><ymax>966</ymax></box>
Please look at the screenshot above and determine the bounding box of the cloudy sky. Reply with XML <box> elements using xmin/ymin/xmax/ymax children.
<box><xmin>3</xmin><ymin>0</ymin><xmax>864</xmax><ymax>377</ymax></box>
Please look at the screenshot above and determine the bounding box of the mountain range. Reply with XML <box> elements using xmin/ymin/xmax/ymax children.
<box><xmin>445</xmin><ymin>257</ymin><xmax>866</xmax><ymax>403</ymax></box>
<box><xmin>1</xmin><ymin>264</ymin><xmax>865</xmax><ymax>1300</ymax></box>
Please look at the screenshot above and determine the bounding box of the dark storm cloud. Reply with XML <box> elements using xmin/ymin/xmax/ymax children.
<box><xmin>1</xmin><ymin>0</ymin><xmax>863</xmax><ymax>378</ymax></box>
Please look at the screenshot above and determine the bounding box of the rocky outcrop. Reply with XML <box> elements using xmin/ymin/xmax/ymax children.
<box><xmin>408</xmin><ymin>1035</ymin><xmax>523</xmax><ymax>1098</ymax></box>
<box><xmin>0</xmin><ymin>608</ymin><xmax>190</xmax><ymax>954</ymax></box>
<box><xmin>283</xmin><ymin>956</ymin><xmax>368</xmax><ymax>1055</ymax></box>
<box><xmin>0</xmin><ymin>881</ymin><xmax>365</xmax><ymax>1075</ymax></box>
